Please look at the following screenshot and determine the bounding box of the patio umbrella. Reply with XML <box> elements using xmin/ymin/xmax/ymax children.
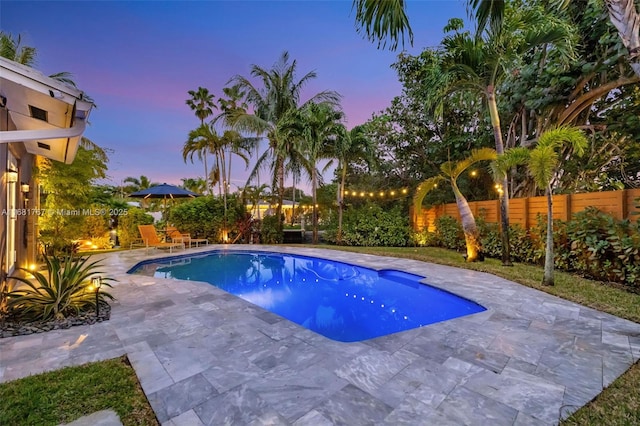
<box><xmin>129</xmin><ymin>183</ymin><xmax>200</xmax><ymax>231</ymax></box>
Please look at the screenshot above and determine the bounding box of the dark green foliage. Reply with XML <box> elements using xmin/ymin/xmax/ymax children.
<box><xmin>170</xmin><ymin>195</ymin><xmax>245</xmax><ymax>243</ymax></box>
<box><xmin>5</xmin><ymin>255</ymin><xmax>114</xmax><ymax>321</ymax></box>
<box><xmin>118</xmin><ymin>207</ymin><xmax>153</xmax><ymax>248</ymax></box>
<box><xmin>440</xmin><ymin>208</ymin><xmax>640</xmax><ymax>287</ymax></box>
<box><xmin>260</xmin><ymin>215</ymin><xmax>283</xmax><ymax>244</ymax></box>
<box><xmin>433</xmin><ymin>216</ymin><xmax>465</xmax><ymax>251</ymax></box>
<box><xmin>477</xmin><ymin>218</ymin><xmax>537</xmax><ymax>263</ymax></box>
<box><xmin>325</xmin><ymin>202</ymin><xmax>411</xmax><ymax>246</ymax></box>
<box><xmin>563</xmin><ymin>208</ymin><xmax>640</xmax><ymax>286</ymax></box>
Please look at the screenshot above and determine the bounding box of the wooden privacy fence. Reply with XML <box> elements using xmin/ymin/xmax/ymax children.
<box><xmin>412</xmin><ymin>189</ymin><xmax>640</xmax><ymax>231</ymax></box>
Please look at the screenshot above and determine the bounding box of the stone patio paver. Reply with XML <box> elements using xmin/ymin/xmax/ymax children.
<box><xmin>2</xmin><ymin>245</ymin><xmax>639</xmax><ymax>425</ymax></box>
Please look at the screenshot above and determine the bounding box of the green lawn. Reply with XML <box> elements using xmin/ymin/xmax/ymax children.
<box><xmin>0</xmin><ymin>357</ymin><xmax>158</xmax><ymax>426</ymax></box>
<box><xmin>1</xmin><ymin>245</ymin><xmax>638</xmax><ymax>424</ymax></box>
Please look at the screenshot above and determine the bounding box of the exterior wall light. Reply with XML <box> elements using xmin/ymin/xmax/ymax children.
<box><xmin>6</xmin><ymin>170</ymin><xmax>18</xmax><ymax>183</ymax></box>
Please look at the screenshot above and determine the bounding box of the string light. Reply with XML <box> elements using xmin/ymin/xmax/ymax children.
<box><xmin>343</xmin><ymin>187</ymin><xmax>412</xmax><ymax>199</ymax></box>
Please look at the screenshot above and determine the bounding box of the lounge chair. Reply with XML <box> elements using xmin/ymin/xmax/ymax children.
<box><xmin>166</xmin><ymin>226</ymin><xmax>209</xmax><ymax>248</ymax></box>
<box><xmin>133</xmin><ymin>225</ymin><xmax>184</xmax><ymax>253</ymax></box>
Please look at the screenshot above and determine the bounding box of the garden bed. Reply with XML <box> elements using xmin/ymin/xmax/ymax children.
<box><xmin>0</xmin><ymin>303</ymin><xmax>111</xmax><ymax>338</ymax></box>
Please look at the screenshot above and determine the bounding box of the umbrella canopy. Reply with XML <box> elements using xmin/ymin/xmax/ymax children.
<box><xmin>129</xmin><ymin>183</ymin><xmax>199</xmax><ymax>199</ymax></box>
<box><xmin>129</xmin><ymin>183</ymin><xmax>200</xmax><ymax>229</ymax></box>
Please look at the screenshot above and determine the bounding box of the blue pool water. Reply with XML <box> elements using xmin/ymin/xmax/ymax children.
<box><xmin>128</xmin><ymin>251</ymin><xmax>486</xmax><ymax>342</ymax></box>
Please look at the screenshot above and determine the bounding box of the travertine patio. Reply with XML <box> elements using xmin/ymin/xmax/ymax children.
<box><xmin>1</xmin><ymin>245</ymin><xmax>639</xmax><ymax>425</ymax></box>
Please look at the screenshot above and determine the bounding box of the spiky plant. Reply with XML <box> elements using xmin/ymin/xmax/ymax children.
<box><xmin>5</xmin><ymin>255</ymin><xmax>114</xmax><ymax>321</ymax></box>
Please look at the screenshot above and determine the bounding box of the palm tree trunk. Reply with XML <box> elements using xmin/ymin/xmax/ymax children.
<box><xmin>337</xmin><ymin>161</ymin><xmax>346</xmax><ymax>245</ymax></box>
<box><xmin>312</xmin><ymin>168</ymin><xmax>318</xmax><ymax>244</ymax></box>
<box><xmin>276</xmin><ymin>157</ymin><xmax>285</xmax><ymax>235</ymax></box>
<box><xmin>605</xmin><ymin>0</ymin><xmax>640</xmax><ymax>78</ymax></box>
<box><xmin>203</xmin><ymin>156</ymin><xmax>209</xmax><ymax>196</ymax></box>
<box><xmin>487</xmin><ymin>86</ymin><xmax>512</xmax><ymax>266</ymax></box>
<box><xmin>543</xmin><ymin>186</ymin><xmax>555</xmax><ymax>286</ymax></box>
<box><xmin>452</xmin><ymin>182</ymin><xmax>481</xmax><ymax>262</ymax></box>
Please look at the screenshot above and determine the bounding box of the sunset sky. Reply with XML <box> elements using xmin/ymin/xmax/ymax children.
<box><xmin>3</xmin><ymin>1</ymin><xmax>468</xmax><ymax>193</ymax></box>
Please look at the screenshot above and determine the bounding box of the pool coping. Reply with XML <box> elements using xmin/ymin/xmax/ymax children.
<box><xmin>2</xmin><ymin>245</ymin><xmax>639</xmax><ymax>425</ymax></box>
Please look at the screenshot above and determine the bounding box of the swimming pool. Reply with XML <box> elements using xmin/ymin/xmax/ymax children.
<box><xmin>129</xmin><ymin>251</ymin><xmax>486</xmax><ymax>342</ymax></box>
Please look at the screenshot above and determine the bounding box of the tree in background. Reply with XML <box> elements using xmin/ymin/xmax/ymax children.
<box><xmin>296</xmin><ymin>102</ymin><xmax>344</xmax><ymax>244</ymax></box>
<box><xmin>38</xmin><ymin>138</ymin><xmax>109</xmax><ymax>254</ymax></box>
<box><xmin>180</xmin><ymin>177</ymin><xmax>207</xmax><ymax>195</ymax></box>
<box><xmin>186</xmin><ymin>86</ymin><xmax>216</xmax><ymax>125</ymax></box>
<box><xmin>229</xmin><ymin>51</ymin><xmax>341</xmax><ymax>234</ymax></box>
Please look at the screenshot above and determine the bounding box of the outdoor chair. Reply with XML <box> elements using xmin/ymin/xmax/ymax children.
<box><xmin>133</xmin><ymin>225</ymin><xmax>185</xmax><ymax>253</ymax></box>
<box><xmin>166</xmin><ymin>226</ymin><xmax>209</xmax><ymax>248</ymax></box>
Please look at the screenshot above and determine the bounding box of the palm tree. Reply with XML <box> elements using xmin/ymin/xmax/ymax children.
<box><xmin>229</xmin><ymin>51</ymin><xmax>341</xmax><ymax>234</ymax></box>
<box><xmin>297</xmin><ymin>103</ymin><xmax>344</xmax><ymax>244</ymax></box>
<box><xmin>123</xmin><ymin>175</ymin><xmax>157</xmax><ymax>194</ymax></box>
<box><xmin>352</xmin><ymin>1</ymin><xmax>574</xmax><ymax>266</ymax></box>
<box><xmin>180</xmin><ymin>177</ymin><xmax>207</xmax><ymax>195</ymax></box>
<box><xmin>414</xmin><ymin>148</ymin><xmax>497</xmax><ymax>262</ymax></box>
<box><xmin>470</xmin><ymin>0</ymin><xmax>640</xmax><ymax>78</ymax></box>
<box><xmin>0</xmin><ymin>31</ymin><xmax>88</xmax><ymax>96</ymax></box>
<box><xmin>183</xmin><ymin>123</ymin><xmax>219</xmax><ymax>195</ymax></box>
<box><xmin>496</xmin><ymin>126</ymin><xmax>587</xmax><ymax>285</ymax></box>
<box><xmin>186</xmin><ymin>87</ymin><xmax>216</xmax><ymax>125</ymax></box>
<box><xmin>0</xmin><ymin>32</ymin><xmax>36</xmax><ymax>66</ymax></box>
<box><xmin>333</xmin><ymin>124</ymin><xmax>374</xmax><ymax>245</ymax></box>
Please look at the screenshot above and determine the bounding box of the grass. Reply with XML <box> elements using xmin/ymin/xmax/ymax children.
<box><xmin>2</xmin><ymin>245</ymin><xmax>638</xmax><ymax>424</ymax></box>
<box><xmin>0</xmin><ymin>356</ymin><xmax>158</xmax><ymax>426</ymax></box>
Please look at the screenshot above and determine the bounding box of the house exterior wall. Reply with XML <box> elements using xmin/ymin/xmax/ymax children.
<box><xmin>1</xmin><ymin>107</ymin><xmax>36</xmax><ymax>282</ymax></box>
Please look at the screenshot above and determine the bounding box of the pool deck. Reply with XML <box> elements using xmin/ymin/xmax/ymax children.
<box><xmin>1</xmin><ymin>245</ymin><xmax>639</xmax><ymax>425</ymax></box>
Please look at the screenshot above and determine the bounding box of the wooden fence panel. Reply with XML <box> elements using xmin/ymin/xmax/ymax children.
<box><xmin>414</xmin><ymin>189</ymin><xmax>639</xmax><ymax>230</ymax></box>
<box><xmin>571</xmin><ymin>191</ymin><xmax>623</xmax><ymax>220</ymax></box>
<box><xmin>508</xmin><ymin>198</ymin><xmax>528</xmax><ymax>228</ymax></box>
<box><xmin>476</xmin><ymin>200</ymin><xmax>500</xmax><ymax>223</ymax></box>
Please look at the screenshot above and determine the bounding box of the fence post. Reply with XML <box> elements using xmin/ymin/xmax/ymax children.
<box><xmin>565</xmin><ymin>194</ymin><xmax>572</xmax><ymax>222</ymax></box>
<box><xmin>523</xmin><ymin>197</ymin><xmax>529</xmax><ymax>230</ymax></box>
<box><xmin>620</xmin><ymin>190</ymin><xmax>628</xmax><ymax>220</ymax></box>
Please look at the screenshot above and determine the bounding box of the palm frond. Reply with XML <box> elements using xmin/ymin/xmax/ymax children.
<box><xmin>413</xmin><ymin>176</ymin><xmax>446</xmax><ymax>212</ymax></box>
<box><xmin>352</xmin><ymin>0</ymin><xmax>414</xmax><ymax>50</ymax></box>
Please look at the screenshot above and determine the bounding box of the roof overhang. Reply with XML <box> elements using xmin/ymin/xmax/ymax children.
<box><xmin>0</xmin><ymin>56</ymin><xmax>93</xmax><ymax>164</ymax></box>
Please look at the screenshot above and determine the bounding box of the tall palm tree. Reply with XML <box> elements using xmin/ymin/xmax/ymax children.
<box><xmin>496</xmin><ymin>126</ymin><xmax>587</xmax><ymax>285</ymax></box>
<box><xmin>229</xmin><ymin>51</ymin><xmax>341</xmax><ymax>233</ymax></box>
<box><xmin>183</xmin><ymin>123</ymin><xmax>218</xmax><ymax>195</ymax></box>
<box><xmin>414</xmin><ymin>148</ymin><xmax>497</xmax><ymax>262</ymax></box>
<box><xmin>352</xmin><ymin>0</ymin><xmax>574</xmax><ymax>266</ymax></box>
<box><xmin>186</xmin><ymin>87</ymin><xmax>216</xmax><ymax>125</ymax></box>
<box><xmin>470</xmin><ymin>0</ymin><xmax>640</xmax><ymax>78</ymax></box>
<box><xmin>333</xmin><ymin>124</ymin><xmax>374</xmax><ymax>245</ymax></box>
<box><xmin>297</xmin><ymin>103</ymin><xmax>344</xmax><ymax>244</ymax></box>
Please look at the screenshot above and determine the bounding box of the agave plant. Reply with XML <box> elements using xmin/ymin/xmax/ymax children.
<box><xmin>6</xmin><ymin>255</ymin><xmax>115</xmax><ymax>321</ymax></box>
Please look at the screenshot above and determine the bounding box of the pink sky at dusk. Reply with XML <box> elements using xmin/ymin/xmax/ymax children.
<box><xmin>3</xmin><ymin>1</ymin><xmax>468</xmax><ymax>194</ymax></box>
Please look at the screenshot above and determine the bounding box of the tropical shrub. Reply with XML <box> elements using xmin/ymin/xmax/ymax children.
<box><xmin>118</xmin><ymin>207</ymin><xmax>153</xmax><ymax>248</ymax></box>
<box><xmin>5</xmin><ymin>255</ymin><xmax>115</xmax><ymax>321</ymax></box>
<box><xmin>563</xmin><ymin>208</ymin><xmax>640</xmax><ymax>285</ymax></box>
<box><xmin>433</xmin><ymin>216</ymin><xmax>465</xmax><ymax>251</ymax></box>
<box><xmin>477</xmin><ymin>218</ymin><xmax>537</xmax><ymax>263</ymax></box>
<box><xmin>411</xmin><ymin>227</ymin><xmax>438</xmax><ymax>247</ymax></box>
<box><xmin>325</xmin><ymin>202</ymin><xmax>411</xmax><ymax>247</ymax></box>
<box><xmin>81</xmin><ymin>206</ymin><xmax>111</xmax><ymax>238</ymax></box>
<box><xmin>260</xmin><ymin>215</ymin><xmax>283</xmax><ymax>244</ymax></box>
<box><xmin>438</xmin><ymin>207</ymin><xmax>640</xmax><ymax>287</ymax></box>
<box><xmin>170</xmin><ymin>196</ymin><xmax>245</xmax><ymax>243</ymax></box>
